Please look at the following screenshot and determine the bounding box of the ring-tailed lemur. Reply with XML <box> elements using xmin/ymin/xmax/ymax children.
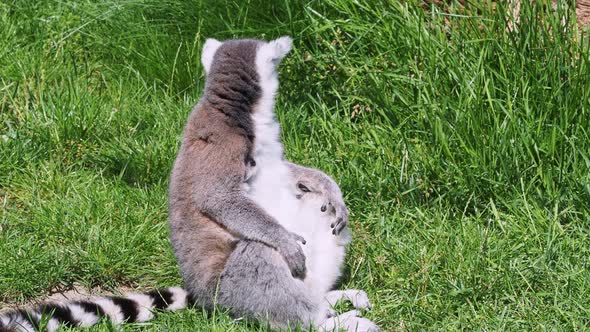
<box><xmin>0</xmin><ymin>37</ymin><xmax>379</xmax><ymax>332</ymax></box>
<box><xmin>169</xmin><ymin>36</ymin><xmax>379</xmax><ymax>331</ymax></box>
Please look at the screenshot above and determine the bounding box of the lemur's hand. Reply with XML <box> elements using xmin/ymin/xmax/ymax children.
<box><xmin>321</xmin><ymin>195</ymin><xmax>349</xmax><ymax>236</ymax></box>
<box><xmin>277</xmin><ymin>232</ymin><xmax>307</xmax><ymax>279</ymax></box>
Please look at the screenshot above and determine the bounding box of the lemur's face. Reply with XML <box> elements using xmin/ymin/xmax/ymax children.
<box><xmin>294</xmin><ymin>181</ymin><xmax>325</xmax><ymax>208</ymax></box>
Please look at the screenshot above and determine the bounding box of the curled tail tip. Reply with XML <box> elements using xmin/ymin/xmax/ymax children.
<box><xmin>166</xmin><ymin>287</ymin><xmax>189</xmax><ymax>311</ymax></box>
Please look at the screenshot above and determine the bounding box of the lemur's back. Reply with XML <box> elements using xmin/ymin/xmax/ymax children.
<box><xmin>168</xmin><ymin>39</ymin><xmax>263</xmax><ymax>306</ymax></box>
<box><xmin>168</xmin><ymin>102</ymin><xmax>248</xmax><ymax>305</ymax></box>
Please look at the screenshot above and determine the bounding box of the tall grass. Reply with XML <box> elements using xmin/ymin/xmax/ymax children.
<box><xmin>1</xmin><ymin>0</ymin><xmax>589</xmax><ymax>330</ymax></box>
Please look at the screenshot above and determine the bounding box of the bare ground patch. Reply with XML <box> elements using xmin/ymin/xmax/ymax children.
<box><xmin>423</xmin><ymin>0</ymin><xmax>590</xmax><ymax>28</ymax></box>
<box><xmin>578</xmin><ymin>0</ymin><xmax>590</xmax><ymax>26</ymax></box>
<box><xmin>0</xmin><ymin>283</ymin><xmax>136</xmax><ymax>313</ymax></box>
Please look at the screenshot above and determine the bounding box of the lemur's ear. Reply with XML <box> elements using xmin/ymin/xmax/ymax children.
<box><xmin>260</xmin><ymin>36</ymin><xmax>292</xmax><ymax>64</ymax></box>
<box><xmin>201</xmin><ymin>38</ymin><xmax>222</xmax><ymax>74</ymax></box>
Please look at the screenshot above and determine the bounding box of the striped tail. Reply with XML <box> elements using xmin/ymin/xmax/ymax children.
<box><xmin>0</xmin><ymin>287</ymin><xmax>188</xmax><ymax>332</ymax></box>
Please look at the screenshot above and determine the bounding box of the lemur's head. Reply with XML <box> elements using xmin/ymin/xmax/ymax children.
<box><xmin>293</xmin><ymin>180</ymin><xmax>338</xmax><ymax>211</ymax></box>
<box><xmin>294</xmin><ymin>179</ymin><xmax>350</xmax><ymax>237</ymax></box>
<box><xmin>201</xmin><ymin>36</ymin><xmax>291</xmax><ymax>76</ymax></box>
<box><xmin>294</xmin><ymin>181</ymin><xmax>322</xmax><ymax>204</ymax></box>
<box><xmin>200</xmin><ymin>37</ymin><xmax>292</xmax><ymax>113</ymax></box>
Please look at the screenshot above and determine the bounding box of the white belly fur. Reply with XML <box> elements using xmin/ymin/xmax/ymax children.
<box><xmin>248</xmin><ymin>57</ymin><xmax>346</xmax><ymax>296</ymax></box>
<box><xmin>247</xmin><ymin>159</ymin><xmax>346</xmax><ymax>295</ymax></box>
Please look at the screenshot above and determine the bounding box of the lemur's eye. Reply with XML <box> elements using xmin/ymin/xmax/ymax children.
<box><xmin>297</xmin><ymin>183</ymin><xmax>311</xmax><ymax>193</ymax></box>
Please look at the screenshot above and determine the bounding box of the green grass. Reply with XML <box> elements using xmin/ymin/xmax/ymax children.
<box><xmin>2</xmin><ymin>0</ymin><xmax>590</xmax><ymax>330</ymax></box>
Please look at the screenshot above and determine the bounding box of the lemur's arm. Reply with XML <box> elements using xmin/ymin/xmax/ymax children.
<box><xmin>285</xmin><ymin>162</ymin><xmax>349</xmax><ymax>235</ymax></box>
<box><xmin>197</xmin><ymin>189</ymin><xmax>307</xmax><ymax>279</ymax></box>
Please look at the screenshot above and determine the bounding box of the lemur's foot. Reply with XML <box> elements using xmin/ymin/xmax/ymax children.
<box><xmin>325</xmin><ymin>289</ymin><xmax>372</xmax><ymax>310</ymax></box>
<box><xmin>344</xmin><ymin>316</ymin><xmax>381</xmax><ymax>332</ymax></box>
<box><xmin>347</xmin><ymin>290</ymin><xmax>372</xmax><ymax>310</ymax></box>
<box><xmin>319</xmin><ymin>310</ymin><xmax>380</xmax><ymax>332</ymax></box>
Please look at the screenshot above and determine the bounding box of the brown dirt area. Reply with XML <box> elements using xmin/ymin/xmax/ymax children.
<box><xmin>0</xmin><ymin>284</ymin><xmax>135</xmax><ymax>314</ymax></box>
<box><xmin>423</xmin><ymin>0</ymin><xmax>590</xmax><ymax>28</ymax></box>
<box><xmin>578</xmin><ymin>0</ymin><xmax>590</xmax><ymax>26</ymax></box>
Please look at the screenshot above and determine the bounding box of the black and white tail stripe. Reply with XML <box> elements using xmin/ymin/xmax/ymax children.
<box><xmin>0</xmin><ymin>287</ymin><xmax>188</xmax><ymax>332</ymax></box>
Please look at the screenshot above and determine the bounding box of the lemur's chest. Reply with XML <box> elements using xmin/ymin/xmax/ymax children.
<box><xmin>246</xmin><ymin>119</ymin><xmax>299</xmax><ymax>228</ymax></box>
<box><xmin>246</xmin><ymin>158</ymin><xmax>298</xmax><ymax>227</ymax></box>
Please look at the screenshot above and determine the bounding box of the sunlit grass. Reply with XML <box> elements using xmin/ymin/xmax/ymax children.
<box><xmin>1</xmin><ymin>0</ymin><xmax>589</xmax><ymax>330</ymax></box>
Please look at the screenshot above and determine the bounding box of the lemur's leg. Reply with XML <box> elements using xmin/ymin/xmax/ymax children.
<box><xmin>319</xmin><ymin>310</ymin><xmax>380</xmax><ymax>332</ymax></box>
<box><xmin>286</xmin><ymin>162</ymin><xmax>349</xmax><ymax>235</ymax></box>
<box><xmin>217</xmin><ymin>241</ymin><xmax>379</xmax><ymax>331</ymax></box>
<box><xmin>217</xmin><ymin>240</ymin><xmax>318</xmax><ymax>329</ymax></box>
<box><xmin>324</xmin><ymin>289</ymin><xmax>372</xmax><ymax>310</ymax></box>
